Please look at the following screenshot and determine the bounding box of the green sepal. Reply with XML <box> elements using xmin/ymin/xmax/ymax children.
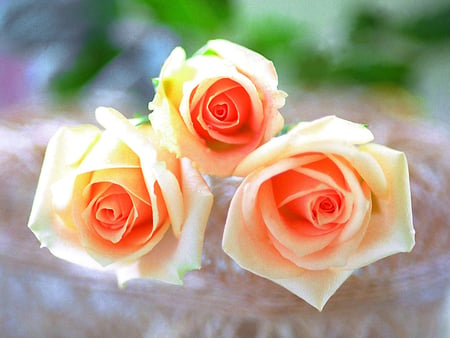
<box><xmin>152</xmin><ymin>78</ymin><xmax>160</xmax><ymax>90</ymax></box>
<box><xmin>276</xmin><ymin>124</ymin><xmax>295</xmax><ymax>136</ymax></box>
<box><xmin>192</xmin><ymin>46</ymin><xmax>218</xmax><ymax>57</ymax></box>
<box><xmin>131</xmin><ymin>113</ymin><xmax>151</xmax><ymax>127</ymax></box>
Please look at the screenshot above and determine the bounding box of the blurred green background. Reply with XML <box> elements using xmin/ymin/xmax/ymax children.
<box><xmin>0</xmin><ymin>0</ymin><xmax>449</xmax><ymax>122</ymax></box>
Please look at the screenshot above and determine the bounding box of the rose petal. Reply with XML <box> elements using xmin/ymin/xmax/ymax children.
<box><xmin>223</xmin><ymin>180</ymin><xmax>304</xmax><ymax>280</ymax></box>
<box><xmin>329</xmin><ymin>155</ymin><xmax>372</xmax><ymax>243</ymax></box>
<box><xmin>234</xmin><ymin>116</ymin><xmax>375</xmax><ymax>177</ymax></box>
<box><xmin>289</xmin><ymin>115</ymin><xmax>375</xmax><ymax>145</ymax></box>
<box><xmin>152</xmin><ymin>95</ymin><xmax>265</xmax><ymax>176</ymax></box>
<box><xmin>95</xmin><ymin>107</ymin><xmax>157</xmax><ymax>162</ymax></box>
<box><xmin>346</xmin><ymin>143</ymin><xmax>415</xmax><ymax>268</ymax></box>
<box><xmin>206</xmin><ymin>39</ymin><xmax>280</xmax><ymax>93</ymax></box>
<box><xmin>273</xmin><ymin>268</ymin><xmax>354</xmax><ymax>311</ymax></box>
<box><xmin>240</xmin><ymin>155</ymin><xmax>322</xmax><ymax>234</ymax></box>
<box><xmin>151</xmin><ymin>162</ymin><xmax>184</xmax><ymax>238</ymax></box>
<box><xmin>294</xmin><ymin>209</ymin><xmax>371</xmax><ymax>270</ymax></box>
<box><xmin>28</xmin><ymin>125</ymin><xmax>104</xmax><ymax>269</ymax></box>
<box><xmin>116</xmin><ymin>158</ymin><xmax>213</xmax><ymax>285</ymax></box>
<box><xmin>150</xmin><ymin>47</ymin><xmax>193</xmax><ymax>110</ymax></box>
<box><xmin>88</xmin><ymin>168</ymin><xmax>150</xmax><ymax>204</ymax></box>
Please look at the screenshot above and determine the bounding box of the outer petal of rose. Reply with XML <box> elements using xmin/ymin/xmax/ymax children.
<box><xmin>151</xmin><ymin>161</ymin><xmax>184</xmax><ymax>237</ymax></box>
<box><xmin>150</xmin><ymin>47</ymin><xmax>192</xmax><ymax>109</ymax></box>
<box><xmin>75</xmin><ymin>130</ymin><xmax>141</xmax><ymax>174</ymax></box>
<box><xmin>116</xmin><ymin>158</ymin><xmax>213</xmax><ymax>285</ymax></box>
<box><xmin>28</xmin><ymin>125</ymin><xmax>106</xmax><ymax>270</ymax></box>
<box><xmin>345</xmin><ymin>143</ymin><xmax>415</xmax><ymax>268</ymax></box>
<box><xmin>273</xmin><ymin>268</ymin><xmax>354</xmax><ymax>311</ymax></box>
<box><xmin>184</xmin><ymin>54</ymin><xmax>255</xmax><ymax>91</ymax></box>
<box><xmin>235</xmin><ymin>116</ymin><xmax>375</xmax><ymax>177</ymax></box>
<box><xmin>223</xmin><ymin>183</ymin><xmax>305</xmax><ymax>279</ymax></box>
<box><xmin>206</xmin><ymin>39</ymin><xmax>280</xmax><ymax>94</ymax></box>
<box><xmin>150</xmin><ymin>47</ymin><xmax>198</xmax><ymax>138</ymax></box>
<box><xmin>95</xmin><ymin>107</ymin><xmax>157</xmax><ymax>162</ymax></box>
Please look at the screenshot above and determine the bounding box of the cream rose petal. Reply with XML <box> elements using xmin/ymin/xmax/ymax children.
<box><xmin>75</xmin><ymin>130</ymin><xmax>141</xmax><ymax>174</ymax></box>
<box><xmin>346</xmin><ymin>143</ymin><xmax>415</xmax><ymax>268</ymax></box>
<box><xmin>273</xmin><ymin>268</ymin><xmax>354</xmax><ymax>311</ymax></box>
<box><xmin>234</xmin><ymin>116</ymin><xmax>375</xmax><ymax>177</ymax></box>
<box><xmin>95</xmin><ymin>107</ymin><xmax>157</xmax><ymax>162</ymax></box>
<box><xmin>206</xmin><ymin>39</ymin><xmax>279</xmax><ymax>91</ymax></box>
<box><xmin>151</xmin><ymin>162</ymin><xmax>184</xmax><ymax>238</ymax></box>
<box><xmin>116</xmin><ymin>158</ymin><xmax>213</xmax><ymax>285</ymax></box>
<box><xmin>28</xmin><ymin>125</ymin><xmax>105</xmax><ymax>270</ymax></box>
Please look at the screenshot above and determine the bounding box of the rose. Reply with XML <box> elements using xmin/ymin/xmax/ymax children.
<box><xmin>149</xmin><ymin>39</ymin><xmax>287</xmax><ymax>177</ymax></box>
<box><xmin>222</xmin><ymin>115</ymin><xmax>415</xmax><ymax>310</ymax></box>
<box><xmin>28</xmin><ymin>107</ymin><xmax>213</xmax><ymax>285</ymax></box>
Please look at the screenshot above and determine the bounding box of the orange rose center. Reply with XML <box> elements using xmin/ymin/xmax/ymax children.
<box><xmin>190</xmin><ymin>78</ymin><xmax>254</xmax><ymax>145</ymax></box>
<box><xmin>94</xmin><ymin>191</ymin><xmax>132</xmax><ymax>230</ymax></box>
<box><xmin>82</xmin><ymin>181</ymin><xmax>153</xmax><ymax>244</ymax></box>
<box><xmin>272</xmin><ymin>156</ymin><xmax>352</xmax><ymax>235</ymax></box>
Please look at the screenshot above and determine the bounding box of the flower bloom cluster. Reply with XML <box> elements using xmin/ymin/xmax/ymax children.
<box><xmin>28</xmin><ymin>39</ymin><xmax>414</xmax><ymax>310</ymax></box>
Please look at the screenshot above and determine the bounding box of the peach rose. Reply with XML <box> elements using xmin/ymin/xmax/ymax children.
<box><xmin>222</xmin><ymin>116</ymin><xmax>415</xmax><ymax>310</ymax></box>
<box><xmin>149</xmin><ymin>39</ymin><xmax>286</xmax><ymax>177</ymax></box>
<box><xmin>28</xmin><ymin>107</ymin><xmax>213</xmax><ymax>285</ymax></box>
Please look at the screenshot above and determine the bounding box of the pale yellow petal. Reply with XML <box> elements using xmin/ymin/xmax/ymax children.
<box><xmin>76</xmin><ymin>130</ymin><xmax>141</xmax><ymax>174</ymax></box>
<box><xmin>95</xmin><ymin>106</ymin><xmax>157</xmax><ymax>162</ymax></box>
<box><xmin>27</xmin><ymin>125</ymin><xmax>104</xmax><ymax>269</ymax></box>
<box><xmin>150</xmin><ymin>47</ymin><xmax>193</xmax><ymax>110</ymax></box>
